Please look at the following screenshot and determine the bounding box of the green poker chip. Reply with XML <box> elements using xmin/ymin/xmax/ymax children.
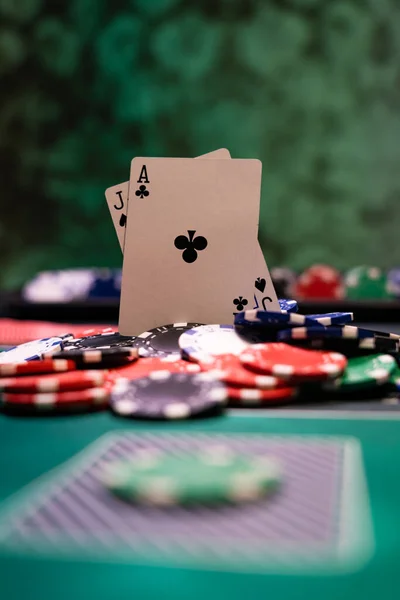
<box><xmin>101</xmin><ymin>448</ymin><xmax>281</xmax><ymax>506</ymax></box>
<box><xmin>325</xmin><ymin>354</ymin><xmax>396</xmax><ymax>392</ymax></box>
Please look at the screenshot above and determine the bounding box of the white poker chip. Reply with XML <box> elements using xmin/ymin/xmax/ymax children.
<box><xmin>0</xmin><ymin>337</ymin><xmax>64</xmax><ymax>364</ymax></box>
<box><xmin>178</xmin><ymin>325</ymin><xmax>252</xmax><ymax>363</ymax></box>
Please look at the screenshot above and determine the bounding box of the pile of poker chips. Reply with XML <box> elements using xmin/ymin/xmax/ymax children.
<box><xmin>22</xmin><ymin>268</ymin><xmax>121</xmax><ymax>303</ymax></box>
<box><xmin>20</xmin><ymin>264</ymin><xmax>400</xmax><ymax>304</ymax></box>
<box><xmin>276</xmin><ymin>264</ymin><xmax>397</xmax><ymax>300</ymax></box>
<box><xmin>1</xmin><ymin>302</ymin><xmax>400</xmax><ymax>417</ymax></box>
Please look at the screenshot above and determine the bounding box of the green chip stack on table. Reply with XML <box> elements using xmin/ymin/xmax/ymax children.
<box><xmin>101</xmin><ymin>448</ymin><xmax>281</xmax><ymax>506</ymax></box>
<box><xmin>345</xmin><ymin>266</ymin><xmax>394</xmax><ymax>300</ymax></box>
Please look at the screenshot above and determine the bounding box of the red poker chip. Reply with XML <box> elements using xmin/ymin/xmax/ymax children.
<box><xmin>0</xmin><ymin>318</ymin><xmax>116</xmax><ymax>346</ymax></box>
<box><xmin>1</xmin><ymin>385</ymin><xmax>111</xmax><ymax>409</ymax></box>
<box><xmin>239</xmin><ymin>342</ymin><xmax>347</xmax><ymax>382</ymax></box>
<box><xmin>295</xmin><ymin>264</ymin><xmax>344</xmax><ymax>300</ymax></box>
<box><xmin>71</xmin><ymin>326</ymin><xmax>117</xmax><ymax>339</ymax></box>
<box><xmin>0</xmin><ymin>358</ymin><xmax>77</xmax><ymax>378</ymax></box>
<box><xmin>199</xmin><ymin>354</ymin><xmax>286</xmax><ymax>389</ymax></box>
<box><xmin>0</xmin><ymin>369</ymin><xmax>108</xmax><ymax>393</ymax></box>
<box><xmin>109</xmin><ymin>354</ymin><xmax>202</xmax><ymax>381</ymax></box>
<box><xmin>227</xmin><ymin>385</ymin><xmax>298</xmax><ymax>405</ymax></box>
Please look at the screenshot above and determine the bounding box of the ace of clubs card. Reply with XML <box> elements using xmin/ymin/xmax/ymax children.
<box><xmin>119</xmin><ymin>158</ymin><xmax>269</xmax><ymax>334</ymax></box>
<box><xmin>105</xmin><ymin>149</ymin><xmax>231</xmax><ymax>250</ymax></box>
<box><xmin>106</xmin><ymin>151</ymin><xmax>279</xmax><ymax>319</ymax></box>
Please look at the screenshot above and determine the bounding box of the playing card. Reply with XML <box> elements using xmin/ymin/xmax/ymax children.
<box><xmin>253</xmin><ymin>247</ymin><xmax>280</xmax><ymax>311</ymax></box>
<box><xmin>0</xmin><ymin>432</ymin><xmax>372</xmax><ymax>574</ymax></box>
<box><xmin>119</xmin><ymin>158</ymin><xmax>262</xmax><ymax>334</ymax></box>
<box><xmin>105</xmin><ymin>149</ymin><xmax>231</xmax><ymax>251</ymax></box>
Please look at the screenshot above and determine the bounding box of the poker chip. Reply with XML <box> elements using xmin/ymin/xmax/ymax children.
<box><xmin>62</xmin><ymin>332</ymin><xmax>137</xmax><ymax>350</ymax></box>
<box><xmin>278</xmin><ymin>325</ymin><xmax>400</xmax><ymax>342</ymax></box>
<box><xmin>387</xmin><ymin>268</ymin><xmax>400</xmax><ymax>298</ymax></box>
<box><xmin>345</xmin><ymin>266</ymin><xmax>392</xmax><ymax>300</ymax></box>
<box><xmin>110</xmin><ymin>371</ymin><xmax>228</xmax><ymax>420</ymax></box>
<box><xmin>109</xmin><ymin>354</ymin><xmax>202</xmax><ymax>381</ymax></box>
<box><xmin>239</xmin><ymin>342</ymin><xmax>347</xmax><ymax>382</ymax></box>
<box><xmin>271</xmin><ymin>269</ymin><xmax>297</xmax><ymax>299</ymax></box>
<box><xmin>199</xmin><ymin>354</ymin><xmax>285</xmax><ymax>389</ymax></box>
<box><xmin>133</xmin><ymin>323</ymin><xmax>203</xmax><ymax>357</ymax></box>
<box><xmin>47</xmin><ymin>346</ymin><xmax>139</xmax><ymax>366</ymax></box>
<box><xmin>288</xmin><ymin>335</ymin><xmax>399</xmax><ymax>356</ymax></box>
<box><xmin>234</xmin><ymin>310</ymin><xmax>314</xmax><ymax>328</ymax></box>
<box><xmin>227</xmin><ymin>385</ymin><xmax>298</xmax><ymax>405</ymax></box>
<box><xmin>0</xmin><ymin>369</ymin><xmax>108</xmax><ymax>393</ymax></box>
<box><xmin>295</xmin><ymin>265</ymin><xmax>344</xmax><ymax>300</ymax></box>
<box><xmin>390</xmin><ymin>365</ymin><xmax>400</xmax><ymax>392</ymax></box>
<box><xmin>179</xmin><ymin>325</ymin><xmax>252</xmax><ymax>363</ymax></box>
<box><xmin>326</xmin><ymin>354</ymin><xmax>396</xmax><ymax>392</ymax></box>
<box><xmin>0</xmin><ymin>358</ymin><xmax>76</xmax><ymax>377</ymax></box>
<box><xmin>0</xmin><ymin>337</ymin><xmax>65</xmax><ymax>363</ymax></box>
<box><xmin>306</xmin><ymin>312</ymin><xmax>354</xmax><ymax>326</ymax></box>
<box><xmin>100</xmin><ymin>448</ymin><xmax>281</xmax><ymax>505</ymax></box>
<box><xmin>0</xmin><ymin>386</ymin><xmax>111</xmax><ymax>411</ymax></box>
<box><xmin>278</xmin><ymin>298</ymin><xmax>298</xmax><ymax>313</ymax></box>
<box><xmin>72</xmin><ymin>327</ymin><xmax>116</xmax><ymax>338</ymax></box>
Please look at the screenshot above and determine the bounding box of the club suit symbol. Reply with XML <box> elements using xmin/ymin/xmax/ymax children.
<box><xmin>135</xmin><ymin>185</ymin><xmax>149</xmax><ymax>199</ymax></box>
<box><xmin>233</xmin><ymin>296</ymin><xmax>248</xmax><ymax>311</ymax></box>
<box><xmin>174</xmin><ymin>230</ymin><xmax>208</xmax><ymax>263</ymax></box>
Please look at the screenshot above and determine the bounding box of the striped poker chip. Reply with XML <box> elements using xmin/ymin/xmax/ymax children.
<box><xmin>239</xmin><ymin>342</ymin><xmax>347</xmax><ymax>382</ymax></box>
<box><xmin>199</xmin><ymin>354</ymin><xmax>286</xmax><ymax>389</ymax></box>
<box><xmin>110</xmin><ymin>371</ymin><xmax>228</xmax><ymax>420</ymax></box>
<box><xmin>47</xmin><ymin>346</ymin><xmax>139</xmax><ymax>366</ymax></box>
<box><xmin>0</xmin><ymin>369</ymin><xmax>108</xmax><ymax>393</ymax></box>
<box><xmin>109</xmin><ymin>354</ymin><xmax>202</xmax><ymax>382</ymax></box>
<box><xmin>0</xmin><ymin>386</ymin><xmax>111</xmax><ymax>411</ymax></box>
<box><xmin>234</xmin><ymin>310</ymin><xmax>314</xmax><ymax>328</ymax></box>
<box><xmin>100</xmin><ymin>449</ymin><xmax>281</xmax><ymax>505</ymax></box>
<box><xmin>284</xmin><ymin>335</ymin><xmax>399</xmax><ymax>356</ymax></box>
<box><xmin>133</xmin><ymin>323</ymin><xmax>203</xmax><ymax>357</ymax></box>
<box><xmin>62</xmin><ymin>332</ymin><xmax>137</xmax><ymax>350</ymax></box>
<box><xmin>0</xmin><ymin>337</ymin><xmax>64</xmax><ymax>363</ymax></box>
<box><xmin>326</xmin><ymin>354</ymin><xmax>396</xmax><ymax>392</ymax></box>
<box><xmin>0</xmin><ymin>358</ymin><xmax>76</xmax><ymax>377</ymax></box>
<box><xmin>179</xmin><ymin>325</ymin><xmax>253</xmax><ymax>363</ymax></box>
<box><xmin>278</xmin><ymin>325</ymin><xmax>400</xmax><ymax>342</ymax></box>
<box><xmin>306</xmin><ymin>312</ymin><xmax>354</xmax><ymax>326</ymax></box>
<box><xmin>227</xmin><ymin>385</ymin><xmax>298</xmax><ymax>405</ymax></box>
<box><xmin>278</xmin><ymin>299</ymin><xmax>298</xmax><ymax>313</ymax></box>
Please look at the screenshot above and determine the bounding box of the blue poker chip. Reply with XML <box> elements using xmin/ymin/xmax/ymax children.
<box><xmin>279</xmin><ymin>299</ymin><xmax>298</xmax><ymax>313</ymax></box>
<box><xmin>277</xmin><ymin>325</ymin><xmax>400</xmax><ymax>342</ymax></box>
<box><xmin>87</xmin><ymin>269</ymin><xmax>121</xmax><ymax>300</ymax></box>
<box><xmin>0</xmin><ymin>337</ymin><xmax>64</xmax><ymax>364</ymax></box>
<box><xmin>234</xmin><ymin>310</ymin><xmax>315</xmax><ymax>328</ymax></box>
<box><xmin>306</xmin><ymin>312</ymin><xmax>354</xmax><ymax>326</ymax></box>
<box><xmin>110</xmin><ymin>372</ymin><xmax>228</xmax><ymax>420</ymax></box>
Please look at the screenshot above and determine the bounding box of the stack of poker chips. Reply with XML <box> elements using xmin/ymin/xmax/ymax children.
<box><xmin>0</xmin><ymin>299</ymin><xmax>399</xmax><ymax>417</ymax></box>
<box><xmin>20</xmin><ymin>264</ymin><xmax>400</xmax><ymax>302</ymax></box>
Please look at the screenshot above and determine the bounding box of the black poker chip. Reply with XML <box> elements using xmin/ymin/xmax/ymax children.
<box><xmin>62</xmin><ymin>332</ymin><xmax>138</xmax><ymax>350</ymax></box>
<box><xmin>133</xmin><ymin>323</ymin><xmax>203</xmax><ymax>357</ymax></box>
<box><xmin>48</xmin><ymin>346</ymin><xmax>139</xmax><ymax>366</ymax></box>
<box><xmin>109</xmin><ymin>372</ymin><xmax>228</xmax><ymax>420</ymax></box>
<box><xmin>285</xmin><ymin>335</ymin><xmax>399</xmax><ymax>357</ymax></box>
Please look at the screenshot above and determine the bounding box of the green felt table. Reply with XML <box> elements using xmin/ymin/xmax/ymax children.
<box><xmin>1</xmin><ymin>410</ymin><xmax>400</xmax><ymax>600</ymax></box>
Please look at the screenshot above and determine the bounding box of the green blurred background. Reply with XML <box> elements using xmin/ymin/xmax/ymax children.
<box><xmin>1</xmin><ymin>0</ymin><xmax>400</xmax><ymax>289</ymax></box>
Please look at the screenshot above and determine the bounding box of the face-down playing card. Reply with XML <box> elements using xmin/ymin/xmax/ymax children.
<box><xmin>0</xmin><ymin>432</ymin><xmax>373</xmax><ymax>574</ymax></box>
<box><xmin>119</xmin><ymin>158</ymin><xmax>262</xmax><ymax>334</ymax></box>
